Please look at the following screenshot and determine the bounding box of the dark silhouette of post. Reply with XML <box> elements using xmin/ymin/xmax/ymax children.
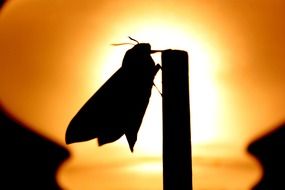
<box><xmin>162</xmin><ymin>50</ymin><xmax>192</xmax><ymax>190</ymax></box>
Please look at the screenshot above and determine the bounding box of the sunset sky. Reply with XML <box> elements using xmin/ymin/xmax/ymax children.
<box><xmin>0</xmin><ymin>0</ymin><xmax>285</xmax><ymax>189</ymax></box>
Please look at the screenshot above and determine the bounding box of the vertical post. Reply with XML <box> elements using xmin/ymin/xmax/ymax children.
<box><xmin>162</xmin><ymin>50</ymin><xmax>192</xmax><ymax>190</ymax></box>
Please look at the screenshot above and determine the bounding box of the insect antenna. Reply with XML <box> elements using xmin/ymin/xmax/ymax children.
<box><xmin>111</xmin><ymin>42</ymin><xmax>136</xmax><ymax>46</ymax></box>
<box><xmin>111</xmin><ymin>36</ymin><xmax>140</xmax><ymax>46</ymax></box>
<box><xmin>128</xmin><ymin>36</ymin><xmax>140</xmax><ymax>44</ymax></box>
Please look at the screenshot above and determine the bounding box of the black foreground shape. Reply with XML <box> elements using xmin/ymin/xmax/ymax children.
<box><xmin>0</xmin><ymin>106</ymin><xmax>69</xmax><ymax>190</ymax></box>
<box><xmin>65</xmin><ymin>43</ymin><xmax>160</xmax><ymax>152</ymax></box>
<box><xmin>247</xmin><ymin>123</ymin><xmax>285</xmax><ymax>190</ymax></box>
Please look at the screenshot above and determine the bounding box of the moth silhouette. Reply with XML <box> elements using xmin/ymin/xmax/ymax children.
<box><xmin>65</xmin><ymin>43</ymin><xmax>161</xmax><ymax>152</ymax></box>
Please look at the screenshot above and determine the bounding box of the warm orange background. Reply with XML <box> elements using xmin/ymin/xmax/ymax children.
<box><xmin>1</xmin><ymin>0</ymin><xmax>284</xmax><ymax>189</ymax></box>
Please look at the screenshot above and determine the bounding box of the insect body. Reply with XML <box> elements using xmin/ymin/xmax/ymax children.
<box><xmin>65</xmin><ymin>43</ymin><xmax>161</xmax><ymax>152</ymax></box>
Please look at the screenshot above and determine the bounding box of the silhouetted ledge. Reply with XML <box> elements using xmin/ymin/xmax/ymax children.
<box><xmin>247</xmin><ymin>123</ymin><xmax>285</xmax><ymax>190</ymax></box>
<box><xmin>0</xmin><ymin>106</ymin><xmax>69</xmax><ymax>190</ymax></box>
<box><xmin>0</xmin><ymin>0</ymin><xmax>7</xmax><ymax>10</ymax></box>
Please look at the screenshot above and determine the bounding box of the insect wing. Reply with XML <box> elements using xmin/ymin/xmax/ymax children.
<box><xmin>65</xmin><ymin>43</ymin><xmax>160</xmax><ymax>152</ymax></box>
<box><xmin>65</xmin><ymin>68</ymin><xmax>128</xmax><ymax>145</ymax></box>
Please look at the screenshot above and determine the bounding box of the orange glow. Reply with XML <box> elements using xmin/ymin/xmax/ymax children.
<box><xmin>1</xmin><ymin>0</ymin><xmax>285</xmax><ymax>189</ymax></box>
